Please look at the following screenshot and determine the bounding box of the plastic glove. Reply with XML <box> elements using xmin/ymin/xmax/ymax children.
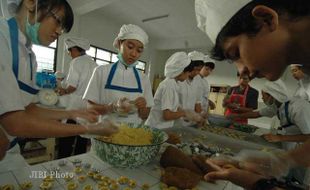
<box><xmin>83</xmin><ymin>119</ymin><xmax>119</xmax><ymax>136</ymax></box>
<box><xmin>235</xmin><ymin>150</ymin><xmax>295</xmax><ymax>178</ymax></box>
<box><xmin>184</xmin><ymin>110</ymin><xmax>203</xmax><ymax>122</ymax></box>
<box><xmin>113</xmin><ymin>97</ymin><xmax>136</xmax><ymax>114</ymax></box>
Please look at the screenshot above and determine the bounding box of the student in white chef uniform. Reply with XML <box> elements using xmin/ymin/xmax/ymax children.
<box><xmin>57</xmin><ymin>37</ymin><xmax>98</xmax><ymax>158</ymax></box>
<box><xmin>197</xmin><ymin>56</ymin><xmax>216</xmax><ymax>115</ymax></box>
<box><xmin>290</xmin><ymin>64</ymin><xmax>310</xmax><ymax>102</ymax></box>
<box><xmin>146</xmin><ymin>52</ymin><xmax>194</xmax><ymax>129</ymax></box>
<box><xmin>0</xmin><ymin>0</ymin><xmax>117</xmax><ymax>172</ymax></box>
<box><xmin>83</xmin><ymin>24</ymin><xmax>154</xmax><ymax>124</ymax></box>
<box><xmin>177</xmin><ymin>51</ymin><xmax>205</xmax><ymax>127</ymax></box>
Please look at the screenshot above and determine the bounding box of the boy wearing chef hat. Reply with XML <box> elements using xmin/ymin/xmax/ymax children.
<box><xmin>290</xmin><ymin>64</ymin><xmax>310</xmax><ymax>102</ymax></box>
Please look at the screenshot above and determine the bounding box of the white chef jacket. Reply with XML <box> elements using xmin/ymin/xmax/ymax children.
<box><xmin>196</xmin><ymin>75</ymin><xmax>210</xmax><ymax>112</ymax></box>
<box><xmin>83</xmin><ymin>62</ymin><xmax>154</xmax><ymax>124</ymax></box>
<box><xmin>177</xmin><ymin>75</ymin><xmax>202</xmax><ymax>126</ymax></box>
<box><xmin>145</xmin><ymin>78</ymin><xmax>181</xmax><ymax>129</ymax></box>
<box><xmin>294</xmin><ymin>75</ymin><xmax>310</xmax><ymax>102</ymax></box>
<box><xmin>0</xmin><ymin>18</ymin><xmax>38</xmax><ymax>171</ymax></box>
<box><xmin>65</xmin><ymin>55</ymin><xmax>98</xmax><ymax>110</ymax></box>
<box><xmin>259</xmin><ymin>97</ymin><xmax>310</xmax><ymax>150</ymax></box>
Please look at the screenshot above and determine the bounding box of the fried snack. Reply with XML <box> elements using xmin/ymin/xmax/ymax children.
<box><xmin>1</xmin><ymin>184</ymin><xmax>14</xmax><ymax>190</ymax></box>
<box><xmin>20</xmin><ymin>181</ymin><xmax>32</xmax><ymax>190</ymax></box>
<box><xmin>161</xmin><ymin>167</ymin><xmax>201</xmax><ymax>189</ymax></box>
<box><xmin>83</xmin><ymin>184</ymin><xmax>93</xmax><ymax>190</ymax></box>
<box><xmin>160</xmin><ymin>146</ymin><xmax>202</xmax><ymax>175</ymax></box>
<box><xmin>78</xmin><ymin>175</ymin><xmax>87</xmax><ymax>183</ymax></box>
<box><xmin>39</xmin><ymin>182</ymin><xmax>52</xmax><ymax>190</ymax></box>
<box><xmin>141</xmin><ymin>184</ymin><xmax>150</xmax><ymax>190</ymax></box>
<box><xmin>166</xmin><ymin>133</ymin><xmax>181</xmax><ymax>145</ymax></box>
<box><xmin>67</xmin><ymin>182</ymin><xmax>78</xmax><ymax>190</ymax></box>
<box><xmin>192</xmin><ymin>155</ymin><xmax>217</xmax><ymax>174</ymax></box>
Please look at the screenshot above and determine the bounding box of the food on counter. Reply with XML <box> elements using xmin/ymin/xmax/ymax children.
<box><xmin>83</xmin><ymin>184</ymin><xmax>93</xmax><ymax>190</ymax></box>
<box><xmin>161</xmin><ymin>167</ymin><xmax>201</xmax><ymax>189</ymax></box>
<box><xmin>74</xmin><ymin>167</ymin><xmax>83</xmax><ymax>173</ymax></box>
<box><xmin>166</xmin><ymin>132</ymin><xmax>181</xmax><ymax>144</ymax></box>
<box><xmin>87</xmin><ymin>171</ymin><xmax>95</xmax><ymax>178</ymax></box>
<box><xmin>160</xmin><ymin>146</ymin><xmax>202</xmax><ymax>175</ymax></box>
<box><xmin>1</xmin><ymin>184</ymin><xmax>14</xmax><ymax>190</ymax></box>
<box><xmin>141</xmin><ymin>183</ymin><xmax>150</xmax><ymax>190</ymax></box>
<box><xmin>101</xmin><ymin>176</ymin><xmax>111</xmax><ymax>183</ymax></box>
<box><xmin>201</xmin><ymin>125</ymin><xmax>246</xmax><ymax>140</ymax></box>
<box><xmin>78</xmin><ymin>175</ymin><xmax>87</xmax><ymax>183</ymax></box>
<box><xmin>123</xmin><ymin>188</ymin><xmax>132</xmax><ymax>190</ymax></box>
<box><xmin>128</xmin><ymin>179</ymin><xmax>137</xmax><ymax>188</ymax></box>
<box><xmin>98</xmin><ymin>187</ymin><xmax>109</xmax><ymax>190</ymax></box>
<box><xmin>97</xmin><ymin>181</ymin><xmax>109</xmax><ymax>188</ymax></box>
<box><xmin>97</xmin><ymin>124</ymin><xmax>152</xmax><ymax>145</ymax></box>
<box><xmin>39</xmin><ymin>182</ymin><xmax>53</xmax><ymax>190</ymax></box>
<box><xmin>93</xmin><ymin>173</ymin><xmax>102</xmax><ymax>180</ymax></box>
<box><xmin>168</xmin><ymin>186</ymin><xmax>178</xmax><ymax>190</ymax></box>
<box><xmin>117</xmin><ymin>176</ymin><xmax>129</xmax><ymax>184</ymax></box>
<box><xmin>43</xmin><ymin>175</ymin><xmax>54</xmax><ymax>182</ymax></box>
<box><xmin>19</xmin><ymin>181</ymin><xmax>32</xmax><ymax>190</ymax></box>
<box><xmin>159</xmin><ymin>183</ymin><xmax>168</xmax><ymax>189</ymax></box>
<box><xmin>67</xmin><ymin>182</ymin><xmax>78</xmax><ymax>190</ymax></box>
<box><xmin>109</xmin><ymin>182</ymin><xmax>119</xmax><ymax>190</ymax></box>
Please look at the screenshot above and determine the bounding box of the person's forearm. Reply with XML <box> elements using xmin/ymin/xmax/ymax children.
<box><xmin>163</xmin><ymin>109</ymin><xmax>185</xmax><ymax>121</ymax></box>
<box><xmin>0</xmin><ymin>111</ymin><xmax>87</xmax><ymax>138</ymax></box>
<box><xmin>279</xmin><ymin>134</ymin><xmax>310</xmax><ymax>142</ymax></box>
<box><xmin>237</xmin><ymin>107</ymin><xmax>253</xmax><ymax>113</ymax></box>
<box><xmin>64</xmin><ymin>85</ymin><xmax>76</xmax><ymax>94</ymax></box>
<box><xmin>26</xmin><ymin>104</ymin><xmax>73</xmax><ymax>120</ymax></box>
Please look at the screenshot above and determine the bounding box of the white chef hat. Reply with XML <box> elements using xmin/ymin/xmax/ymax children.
<box><xmin>203</xmin><ymin>55</ymin><xmax>215</xmax><ymax>63</ymax></box>
<box><xmin>113</xmin><ymin>24</ymin><xmax>149</xmax><ymax>50</ymax></box>
<box><xmin>55</xmin><ymin>71</ymin><xmax>65</xmax><ymax>79</ymax></box>
<box><xmin>290</xmin><ymin>64</ymin><xmax>303</xmax><ymax>68</ymax></box>
<box><xmin>195</xmin><ymin>0</ymin><xmax>251</xmax><ymax>44</ymax></box>
<box><xmin>188</xmin><ymin>51</ymin><xmax>205</xmax><ymax>61</ymax></box>
<box><xmin>164</xmin><ymin>52</ymin><xmax>191</xmax><ymax>79</ymax></box>
<box><xmin>65</xmin><ymin>37</ymin><xmax>90</xmax><ymax>51</ymax></box>
<box><xmin>262</xmin><ymin>79</ymin><xmax>289</xmax><ymax>103</ymax></box>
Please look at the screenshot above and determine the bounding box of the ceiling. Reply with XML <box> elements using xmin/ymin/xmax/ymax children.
<box><xmin>68</xmin><ymin>0</ymin><xmax>213</xmax><ymax>50</ymax></box>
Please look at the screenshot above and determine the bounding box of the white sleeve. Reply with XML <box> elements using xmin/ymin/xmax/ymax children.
<box><xmin>142</xmin><ymin>74</ymin><xmax>154</xmax><ymax>107</ymax></box>
<box><xmin>66</xmin><ymin>60</ymin><xmax>80</xmax><ymax>88</ymax></box>
<box><xmin>290</xmin><ymin>100</ymin><xmax>310</xmax><ymax>134</ymax></box>
<box><xmin>82</xmin><ymin>66</ymin><xmax>102</xmax><ymax>104</ymax></box>
<box><xmin>258</xmin><ymin>106</ymin><xmax>277</xmax><ymax>118</ymax></box>
<box><xmin>0</xmin><ymin>40</ymin><xmax>25</xmax><ymax>115</ymax></box>
<box><xmin>160</xmin><ymin>86</ymin><xmax>178</xmax><ymax>111</ymax></box>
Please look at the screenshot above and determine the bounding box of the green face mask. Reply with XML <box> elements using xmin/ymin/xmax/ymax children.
<box><xmin>117</xmin><ymin>53</ymin><xmax>138</xmax><ymax>68</ymax></box>
<box><xmin>25</xmin><ymin>4</ymin><xmax>41</xmax><ymax>45</ymax></box>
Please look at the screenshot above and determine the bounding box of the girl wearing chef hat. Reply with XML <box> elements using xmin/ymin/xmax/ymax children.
<box><xmin>83</xmin><ymin>24</ymin><xmax>154</xmax><ymax>124</ymax></box>
<box><xmin>146</xmin><ymin>52</ymin><xmax>204</xmax><ymax>129</ymax></box>
<box><xmin>290</xmin><ymin>64</ymin><xmax>310</xmax><ymax>102</ymax></box>
<box><xmin>0</xmin><ymin>0</ymin><xmax>118</xmax><ymax>171</ymax></box>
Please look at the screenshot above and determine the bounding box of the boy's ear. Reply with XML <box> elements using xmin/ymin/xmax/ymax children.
<box><xmin>251</xmin><ymin>5</ymin><xmax>279</xmax><ymax>32</ymax></box>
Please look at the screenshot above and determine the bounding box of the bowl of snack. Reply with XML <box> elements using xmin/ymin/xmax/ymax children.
<box><xmin>92</xmin><ymin>123</ymin><xmax>168</xmax><ymax>168</ymax></box>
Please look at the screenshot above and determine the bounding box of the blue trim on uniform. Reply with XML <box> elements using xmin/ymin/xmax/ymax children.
<box><xmin>8</xmin><ymin>18</ymin><xmax>38</xmax><ymax>95</ymax></box>
<box><xmin>104</xmin><ymin>61</ymin><xmax>143</xmax><ymax>93</ymax></box>
<box><xmin>278</xmin><ymin>101</ymin><xmax>292</xmax><ymax>129</ymax></box>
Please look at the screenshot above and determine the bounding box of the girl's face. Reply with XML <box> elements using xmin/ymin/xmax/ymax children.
<box><xmin>261</xmin><ymin>91</ymin><xmax>274</xmax><ymax>105</ymax></box>
<box><xmin>290</xmin><ymin>66</ymin><xmax>304</xmax><ymax>80</ymax></box>
<box><xmin>37</xmin><ymin>7</ymin><xmax>65</xmax><ymax>46</ymax></box>
<box><xmin>119</xmin><ymin>39</ymin><xmax>144</xmax><ymax>65</ymax></box>
<box><xmin>200</xmin><ymin>66</ymin><xmax>212</xmax><ymax>77</ymax></box>
<box><xmin>175</xmin><ymin>71</ymin><xmax>189</xmax><ymax>82</ymax></box>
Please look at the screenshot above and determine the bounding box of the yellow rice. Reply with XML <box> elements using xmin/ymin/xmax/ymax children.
<box><xmin>98</xmin><ymin>124</ymin><xmax>153</xmax><ymax>145</ymax></box>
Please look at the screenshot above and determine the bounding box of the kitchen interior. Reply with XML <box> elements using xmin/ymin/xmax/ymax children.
<box><xmin>0</xmin><ymin>0</ymin><xmax>304</xmax><ymax>190</ymax></box>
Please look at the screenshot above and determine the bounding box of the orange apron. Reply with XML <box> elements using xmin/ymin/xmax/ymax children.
<box><xmin>224</xmin><ymin>86</ymin><xmax>249</xmax><ymax>124</ymax></box>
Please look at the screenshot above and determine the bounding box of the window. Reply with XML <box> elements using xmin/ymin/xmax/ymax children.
<box><xmin>32</xmin><ymin>40</ymin><xmax>57</xmax><ymax>72</ymax></box>
<box><xmin>86</xmin><ymin>45</ymin><xmax>146</xmax><ymax>72</ymax></box>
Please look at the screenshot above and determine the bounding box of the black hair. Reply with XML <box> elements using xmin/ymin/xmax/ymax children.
<box><xmin>68</xmin><ymin>46</ymin><xmax>86</xmax><ymax>55</ymax></box>
<box><xmin>204</xmin><ymin>62</ymin><xmax>215</xmax><ymax>70</ymax></box>
<box><xmin>211</xmin><ymin>0</ymin><xmax>310</xmax><ymax>61</ymax></box>
<box><xmin>183</xmin><ymin>60</ymin><xmax>204</xmax><ymax>72</ymax></box>
<box><xmin>17</xmin><ymin>0</ymin><xmax>74</xmax><ymax>33</ymax></box>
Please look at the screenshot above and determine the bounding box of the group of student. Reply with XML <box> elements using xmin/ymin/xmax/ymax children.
<box><xmin>2</xmin><ymin>0</ymin><xmax>310</xmax><ymax>189</ymax></box>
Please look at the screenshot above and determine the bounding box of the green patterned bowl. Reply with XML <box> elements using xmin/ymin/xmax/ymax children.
<box><xmin>92</xmin><ymin>123</ymin><xmax>168</xmax><ymax>168</ymax></box>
